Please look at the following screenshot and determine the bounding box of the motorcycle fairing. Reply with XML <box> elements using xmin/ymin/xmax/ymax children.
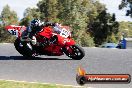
<box><xmin>5</xmin><ymin>25</ymin><xmax>26</xmax><ymax>37</ymax></box>
<box><xmin>38</xmin><ymin>27</ymin><xmax>53</xmax><ymax>39</ymax></box>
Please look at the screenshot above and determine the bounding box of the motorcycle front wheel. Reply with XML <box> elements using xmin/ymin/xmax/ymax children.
<box><xmin>62</xmin><ymin>45</ymin><xmax>85</xmax><ymax>60</ymax></box>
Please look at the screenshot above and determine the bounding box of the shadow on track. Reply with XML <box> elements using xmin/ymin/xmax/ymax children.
<box><xmin>0</xmin><ymin>56</ymin><xmax>73</xmax><ymax>60</ymax></box>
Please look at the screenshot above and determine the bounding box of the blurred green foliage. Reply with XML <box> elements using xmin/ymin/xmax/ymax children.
<box><xmin>119</xmin><ymin>0</ymin><xmax>132</xmax><ymax>17</ymax></box>
<box><xmin>0</xmin><ymin>5</ymin><xmax>18</xmax><ymax>43</ymax></box>
<box><xmin>1</xmin><ymin>0</ymin><xmax>129</xmax><ymax>47</ymax></box>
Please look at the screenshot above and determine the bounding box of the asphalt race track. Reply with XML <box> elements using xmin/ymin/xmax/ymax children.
<box><xmin>0</xmin><ymin>43</ymin><xmax>132</xmax><ymax>88</ymax></box>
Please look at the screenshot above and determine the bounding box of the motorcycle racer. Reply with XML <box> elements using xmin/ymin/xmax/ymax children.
<box><xmin>5</xmin><ymin>20</ymin><xmax>85</xmax><ymax>59</ymax></box>
<box><xmin>21</xmin><ymin>19</ymin><xmax>61</xmax><ymax>47</ymax></box>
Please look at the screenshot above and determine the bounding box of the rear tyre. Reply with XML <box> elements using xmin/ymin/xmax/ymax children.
<box><xmin>63</xmin><ymin>45</ymin><xmax>85</xmax><ymax>60</ymax></box>
<box><xmin>14</xmin><ymin>38</ymin><xmax>35</xmax><ymax>57</ymax></box>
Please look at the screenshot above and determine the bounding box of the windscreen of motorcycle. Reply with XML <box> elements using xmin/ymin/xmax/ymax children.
<box><xmin>53</xmin><ymin>25</ymin><xmax>70</xmax><ymax>38</ymax></box>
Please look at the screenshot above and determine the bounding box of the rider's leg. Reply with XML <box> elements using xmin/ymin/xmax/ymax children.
<box><xmin>49</xmin><ymin>35</ymin><xmax>58</xmax><ymax>44</ymax></box>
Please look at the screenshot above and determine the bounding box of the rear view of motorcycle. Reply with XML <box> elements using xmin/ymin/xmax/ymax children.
<box><xmin>5</xmin><ymin>24</ymin><xmax>85</xmax><ymax>60</ymax></box>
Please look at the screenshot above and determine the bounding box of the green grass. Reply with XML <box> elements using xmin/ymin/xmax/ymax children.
<box><xmin>0</xmin><ymin>80</ymin><xmax>74</xmax><ymax>88</ymax></box>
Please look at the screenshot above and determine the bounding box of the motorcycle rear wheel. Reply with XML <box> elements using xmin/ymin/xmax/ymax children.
<box><xmin>14</xmin><ymin>38</ymin><xmax>35</xmax><ymax>57</ymax></box>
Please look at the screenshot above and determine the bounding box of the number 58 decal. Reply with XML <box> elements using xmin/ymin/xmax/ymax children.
<box><xmin>8</xmin><ymin>29</ymin><xmax>18</xmax><ymax>37</ymax></box>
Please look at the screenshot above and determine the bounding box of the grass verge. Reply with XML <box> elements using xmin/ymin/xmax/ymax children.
<box><xmin>0</xmin><ymin>80</ymin><xmax>76</xmax><ymax>88</ymax></box>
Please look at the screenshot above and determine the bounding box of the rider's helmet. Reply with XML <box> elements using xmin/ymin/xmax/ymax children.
<box><xmin>30</xmin><ymin>19</ymin><xmax>42</xmax><ymax>32</ymax></box>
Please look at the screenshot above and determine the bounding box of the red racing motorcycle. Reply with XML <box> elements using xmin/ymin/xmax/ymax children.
<box><xmin>5</xmin><ymin>25</ymin><xmax>85</xmax><ymax>60</ymax></box>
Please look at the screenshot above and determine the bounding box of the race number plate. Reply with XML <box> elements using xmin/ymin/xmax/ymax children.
<box><xmin>60</xmin><ymin>28</ymin><xmax>70</xmax><ymax>38</ymax></box>
<box><xmin>8</xmin><ymin>29</ymin><xmax>19</xmax><ymax>37</ymax></box>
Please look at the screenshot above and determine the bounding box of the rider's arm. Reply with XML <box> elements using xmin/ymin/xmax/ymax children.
<box><xmin>44</xmin><ymin>22</ymin><xmax>55</xmax><ymax>27</ymax></box>
<box><xmin>27</xmin><ymin>26</ymin><xmax>32</xmax><ymax>32</ymax></box>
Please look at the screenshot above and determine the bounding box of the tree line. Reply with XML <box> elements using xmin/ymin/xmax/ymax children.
<box><xmin>119</xmin><ymin>0</ymin><xmax>132</xmax><ymax>17</ymax></box>
<box><xmin>0</xmin><ymin>0</ymin><xmax>121</xmax><ymax>46</ymax></box>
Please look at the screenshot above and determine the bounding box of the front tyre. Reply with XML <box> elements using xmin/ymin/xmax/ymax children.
<box><xmin>63</xmin><ymin>45</ymin><xmax>85</xmax><ymax>60</ymax></box>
